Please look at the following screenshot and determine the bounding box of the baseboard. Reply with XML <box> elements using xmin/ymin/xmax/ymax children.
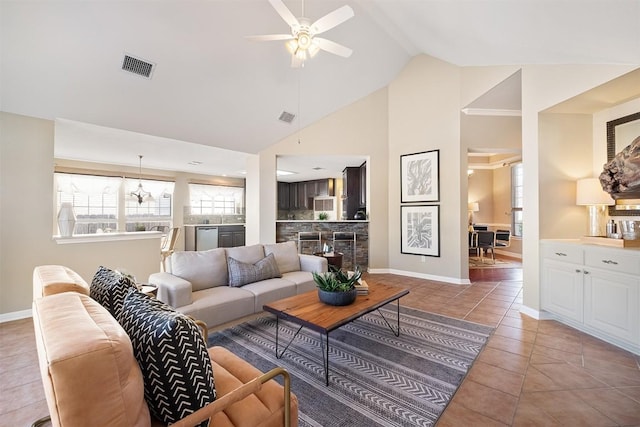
<box><xmin>368</xmin><ymin>268</ymin><xmax>471</xmax><ymax>285</ymax></box>
<box><xmin>494</xmin><ymin>249</ymin><xmax>522</xmax><ymax>259</ymax></box>
<box><xmin>0</xmin><ymin>309</ymin><xmax>32</xmax><ymax>323</ymax></box>
<box><xmin>519</xmin><ymin>305</ymin><xmax>553</xmax><ymax>320</ymax></box>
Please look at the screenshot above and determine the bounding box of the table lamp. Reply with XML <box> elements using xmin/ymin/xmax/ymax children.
<box><xmin>576</xmin><ymin>178</ymin><xmax>614</xmax><ymax>237</ymax></box>
<box><xmin>468</xmin><ymin>202</ymin><xmax>479</xmax><ymax>226</ymax></box>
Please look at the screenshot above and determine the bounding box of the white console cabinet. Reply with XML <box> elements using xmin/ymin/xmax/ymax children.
<box><xmin>541</xmin><ymin>240</ymin><xmax>640</xmax><ymax>355</ymax></box>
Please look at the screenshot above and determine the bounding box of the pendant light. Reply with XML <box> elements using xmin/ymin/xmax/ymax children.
<box><xmin>131</xmin><ymin>155</ymin><xmax>152</xmax><ymax>205</ymax></box>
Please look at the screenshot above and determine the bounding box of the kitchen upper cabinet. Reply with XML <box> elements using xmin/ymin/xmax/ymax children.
<box><xmin>359</xmin><ymin>162</ymin><xmax>366</xmax><ymax>208</ymax></box>
<box><xmin>343</xmin><ymin>167</ymin><xmax>361</xmax><ymax>220</ymax></box>
<box><xmin>278</xmin><ymin>179</ymin><xmax>335</xmax><ymax>210</ymax></box>
<box><xmin>277</xmin><ymin>182</ymin><xmax>290</xmax><ymax>210</ymax></box>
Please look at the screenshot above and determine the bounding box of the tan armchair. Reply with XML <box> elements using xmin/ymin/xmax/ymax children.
<box><xmin>32</xmin><ymin>265</ymin><xmax>297</xmax><ymax>427</ymax></box>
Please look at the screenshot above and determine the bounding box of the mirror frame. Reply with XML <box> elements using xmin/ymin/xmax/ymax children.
<box><xmin>606</xmin><ymin>111</ymin><xmax>640</xmax><ymax>216</ymax></box>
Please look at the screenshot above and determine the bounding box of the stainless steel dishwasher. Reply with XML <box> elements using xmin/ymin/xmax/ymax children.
<box><xmin>196</xmin><ymin>226</ymin><xmax>218</xmax><ymax>250</ymax></box>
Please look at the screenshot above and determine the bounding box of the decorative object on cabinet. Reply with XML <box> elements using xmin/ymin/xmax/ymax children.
<box><xmin>400</xmin><ymin>150</ymin><xmax>439</xmax><ymax>203</ymax></box>
<box><xmin>467</xmin><ymin>202</ymin><xmax>479</xmax><ymax>225</ymax></box>
<box><xmin>400</xmin><ymin>205</ymin><xmax>440</xmax><ymax>257</ymax></box>
<box><xmin>57</xmin><ymin>202</ymin><xmax>76</xmax><ymax>237</ymax></box>
<box><xmin>576</xmin><ymin>178</ymin><xmax>614</xmax><ymax>236</ymax></box>
<box><xmin>602</xmin><ymin>111</ymin><xmax>640</xmax><ymax>216</ymax></box>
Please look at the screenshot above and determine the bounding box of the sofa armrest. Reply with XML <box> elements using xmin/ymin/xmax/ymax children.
<box><xmin>148</xmin><ymin>272</ymin><xmax>193</xmax><ymax>308</ymax></box>
<box><xmin>171</xmin><ymin>367</ymin><xmax>293</xmax><ymax>427</ymax></box>
<box><xmin>299</xmin><ymin>254</ymin><xmax>328</xmax><ymax>273</ymax></box>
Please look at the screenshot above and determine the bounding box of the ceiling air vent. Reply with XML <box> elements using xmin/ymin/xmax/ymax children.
<box><xmin>279</xmin><ymin>111</ymin><xmax>295</xmax><ymax>123</ymax></box>
<box><xmin>121</xmin><ymin>54</ymin><xmax>155</xmax><ymax>79</ymax></box>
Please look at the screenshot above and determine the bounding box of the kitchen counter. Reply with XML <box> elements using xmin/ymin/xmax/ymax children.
<box><xmin>276</xmin><ymin>221</ymin><xmax>369</xmax><ymax>271</ymax></box>
<box><xmin>276</xmin><ymin>220</ymin><xmax>368</xmax><ymax>223</ymax></box>
<box><xmin>184</xmin><ymin>223</ymin><xmax>246</xmax><ymax>226</ymax></box>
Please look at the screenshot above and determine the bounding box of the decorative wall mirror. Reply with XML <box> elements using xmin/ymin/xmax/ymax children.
<box><xmin>606</xmin><ymin>111</ymin><xmax>640</xmax><ymax>216</ymax></box>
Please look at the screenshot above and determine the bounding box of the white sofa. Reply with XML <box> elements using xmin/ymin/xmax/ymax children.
<box><xmin>148</xmin><ymin>241</ymin><xmax>328</xmax><ymax>328</ymax></box>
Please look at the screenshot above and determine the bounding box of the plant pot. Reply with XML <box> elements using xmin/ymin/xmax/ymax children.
<box><xmin>317</xmin><ymin>288</ymin><xmax>357</xmax><ymax>306</ymax></box>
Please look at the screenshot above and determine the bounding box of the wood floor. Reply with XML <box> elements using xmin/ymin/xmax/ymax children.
<box><xmin>2</xmin><ymin>260</ymin><xmax>640</xmax><ymax>426</ymax></box>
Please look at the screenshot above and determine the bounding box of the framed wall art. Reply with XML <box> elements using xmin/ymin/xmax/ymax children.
<box><xmin>400</xmin><ymin>205</ymin><xmax>440</xmax><ymax>257</ymax></box>
<box><xmin>401</xmin><ymin>149</ymin><xmax>439</xmax><ymax>203</ymax></box>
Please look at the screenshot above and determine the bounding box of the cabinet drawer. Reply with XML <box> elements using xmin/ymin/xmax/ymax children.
<box><xmin>542</xmin><ymin>244</ymin><xmax>583</xmax><ymax>264</ymax></box>
<box><xmin>584</xmin><ymin>249</ymin><xmax>640</xmax><ymax>275</ymax></box>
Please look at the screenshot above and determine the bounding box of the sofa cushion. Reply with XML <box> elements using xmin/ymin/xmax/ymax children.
<box><xmin>225</xmin><ymin>244</ymin><xmax>265</xmax><ymax>265</ymax></box>
<box><xmin>118</xmin><ymin>290</ymin><xmax>216</xmax><ymax>427</ymax></box>
<box><xmin>264</xmin><ymin>241</ymin><xmax>301</xmax><ymax>274</ymax></box>
<box><xmin>172</xmin><ymin>248</ymin><xmax>228</xmax><ymax>291</ymax></box>
<box><xmin>228</xmin><ymin>253</ymin><xmax>282</xmax><ymax>288</ymax></box>
<box><xmin>89</xmin><ymin>266</ymin><xmax>137</xmax><ymax>320</ymax></box>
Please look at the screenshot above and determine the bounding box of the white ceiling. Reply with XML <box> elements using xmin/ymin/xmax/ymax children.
<box><xmin>2</xmin><ymin>0</ymin><xmax>639</xmax><ymax>178</ymax></box>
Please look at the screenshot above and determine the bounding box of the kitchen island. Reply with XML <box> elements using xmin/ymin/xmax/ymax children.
<box><xmin>276</xmin><ymin>220</ymin><xmax>368</xmax><ymax>271</ymax></box>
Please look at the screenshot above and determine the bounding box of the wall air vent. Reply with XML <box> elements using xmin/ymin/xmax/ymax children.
<box><xmin>279</xmin><ymin>111</ymin><xmax>295</xmax><ymax>123</ymax></box>
<box><xmin>121</xmin><ymin>54</ymin><xmax>155</xmax><ymax>79</ymax></box>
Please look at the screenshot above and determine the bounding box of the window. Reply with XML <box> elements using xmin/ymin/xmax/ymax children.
<box><xmin>55</xmin><ymin>173</ymin><xmax>175</xmax><ymax>234</ymax></box>
<box><xmin>55</xmin><ymin>173</ymin><xmax>120</xmax><ymax>234</ymax></box>
<box><xmin>125</xmin><ymin>178</ymin><xmax>174</xmax><ymax>232</ymax></box>
<box><xmin>511</xmin><ymin>163</ymin><xmax>523</xmax><ymax>237</ymax></box>
<box><xmin>189</xmin><ymin>184</ymin><xmax>244</xmax><ymax>216</ymax></box>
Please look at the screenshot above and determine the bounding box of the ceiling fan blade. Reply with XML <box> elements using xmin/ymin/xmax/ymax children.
<box><xmin>268</xmin><ymin>0</ymin><xmax>300</xmax><ymax>29</ymax></box>
<box><xmin>314</xmin><ymin>37</ymin><xmax>353</xmax><ymax>58</ymax></box>
<box><xmin>246</xmin><ymin>34</ymin><xmax>294</xmax><ymax>41</ymax></box>
<box><xmin>310</xmin><ymin>5</ymin><xmax>354</xmax><ymax>35</ymax></box>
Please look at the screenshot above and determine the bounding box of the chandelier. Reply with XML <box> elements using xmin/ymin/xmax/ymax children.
<box><xmin>131</xmin><ymin>155</ymin><xmax>152</xmax><ymax>205</ymax></box>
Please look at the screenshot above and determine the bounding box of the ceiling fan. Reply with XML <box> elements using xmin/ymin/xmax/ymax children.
<box><xmin>247</xmin><ymin>0</ymin><xmax>354</xmax><ymax>68</ymax></box>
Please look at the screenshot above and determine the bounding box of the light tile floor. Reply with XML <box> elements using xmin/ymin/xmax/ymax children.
<box><xmin>2</xmin><ymin>261</ymin><xmax>640</xmax><ymax>426</ymax></box>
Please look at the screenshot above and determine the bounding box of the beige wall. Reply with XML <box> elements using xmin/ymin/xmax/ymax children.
<box><xmin>2</xmin><ymin>113</ymin><xmax>188</xmax><ymax>318</ymax></box>
<box><xmin>257</xmin><ymin>88</ymin><xmax>390</xmax><ymax>268</ymax></box>
<box><xmin>468</xmin><ymin>170</ymin><xmax>494</xmax><ymax>224</ymax></box>
<box><xmin>387</xmin><ymin>55</ymin><xmax>465</xmax><ymax>281</ymax></box>
<box><xmin>520</xmin><ymin>65</ymin><xmax>637</xmax><ymax>313</ymax></box>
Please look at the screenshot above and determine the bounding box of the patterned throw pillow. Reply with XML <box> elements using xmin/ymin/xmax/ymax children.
<box><xmin>89</xmin><ymin>266</ymin><xmax>137</xmax><ymax>319</ymax></box>
<box><xmin>228</xmin><ymin>253</ymin><xmax>282</xmax><ymax>287</ymax></box>
<box><xmin>118</xmin><ymin>290</ymin><xmax>216</xmax><ymax>427</ymax></box>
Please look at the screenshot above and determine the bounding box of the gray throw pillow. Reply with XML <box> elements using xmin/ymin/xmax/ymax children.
<box><xmin>228</xmin><ymin>253</ymin><xmax>282</xmax><ymax>287</ymax></box>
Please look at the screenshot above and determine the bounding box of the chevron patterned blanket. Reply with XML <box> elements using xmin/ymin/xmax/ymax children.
<box><xmin>208</xmin><ymin>306</ymin><xmax>493</xmax><ymax>426</ymax></box>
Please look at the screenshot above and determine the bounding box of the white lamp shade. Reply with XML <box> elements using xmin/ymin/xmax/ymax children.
<box><xmin>576</xmin><ymin>178</ymin><xmax>614</xmax><ymax>206</ymax></box>
<box><xmin>468</xmin><ymin>202</ymin><xmax>480</xmax><ymax>212</ymax></box>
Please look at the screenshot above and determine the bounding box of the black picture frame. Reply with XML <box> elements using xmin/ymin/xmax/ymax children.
<box><xmin>400</xmin><ymin>150</ymin><xmax>440</xmax><ymax>203</ymax></box>
<box><xmin>400</xmin><ymin>205</ymin><xmax>440</xmax><ymax>257</ymax></box>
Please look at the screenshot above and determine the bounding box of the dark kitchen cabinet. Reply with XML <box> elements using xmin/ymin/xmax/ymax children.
<box><xmin>218</xmin><ymin>225</ymin><xmax>245</xmax><ymax>248</ymax></box>
<box><xmin>278</xmin><ymin>179</ymin><xmax>335</xmax><ymax>210</ymax></box>
<box><xmin>277</xmin><ymin>182</ymin><xmax>290</xmax><ymax>210</ymax></box>
<box><xmin>359</xmin><ymin>162</ymin><xmax>367</xmax><ymax>208</ymax></box>
<box><xmin>342</xmin><ymin>167</ymin><xmax>361</xmax><ymax>220</ymax></box>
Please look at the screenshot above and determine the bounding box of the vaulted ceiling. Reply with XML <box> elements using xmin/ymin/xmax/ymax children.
<box><xmin>2</xmin><ymin>1</ymin><xmax>639</xmax><ymax>176</ymax></box>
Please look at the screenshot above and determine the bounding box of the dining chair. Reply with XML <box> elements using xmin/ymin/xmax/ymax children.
<box><xmin>495</xmin><ymin>229</ymin><xmax>511</xmax><ymax>249</ymax></box>
<box><xmin>468</xmin><ymin>230</ymin><xmax>479</xmax><ymax>257</ymax></box>
<box><xmin>476</xmin><ymin>230</ymin><xmax>496</xmax><ymax>264</ymax></box>
<box><xmin>161</xmin><ymin>227</ymin><xmax>180</xmax><ymax>271</ymax></box>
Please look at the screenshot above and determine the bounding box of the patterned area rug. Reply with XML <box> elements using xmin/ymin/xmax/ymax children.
<box><xmin>208</xmin><ymin>306</ymin><xmax>493</xmax><ymax>426</ymax></box>
<box><xmin>469</xmin><ymin>256</ymin><xmax>521</xmax><ymax>269</ymax></box>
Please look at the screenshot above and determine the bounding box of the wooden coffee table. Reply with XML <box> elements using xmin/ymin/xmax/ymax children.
<box><xmin>263</xmin><ymin>283</ymin><xmax>409</xmax><ymax>385</ymax></box>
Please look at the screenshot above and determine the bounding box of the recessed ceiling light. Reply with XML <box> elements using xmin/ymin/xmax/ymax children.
<box><xmin>188</xmin><ymin>160</ymin><xmax>203</xmax><ymax>166</ymax></box>
<box><xmin>277</xmin><ymin>170</ymin><xmax>296</xmax><ymax>176</ymax></box>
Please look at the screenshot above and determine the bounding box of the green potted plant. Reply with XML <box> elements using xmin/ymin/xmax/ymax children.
<box><xmin>312</xmin><ymin>265</ymin><xmax>362</xmax><ymax>306</ymax></box>
<box><xmin>318</xmin><ymin>212</ymin><xmax>329</xmax><ymax>220</ymax></box>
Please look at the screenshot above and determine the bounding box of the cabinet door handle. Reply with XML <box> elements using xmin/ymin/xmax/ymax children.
<box><xmin>575</xmin><ymin>269</ymin><xmax>582</xmax><ymax>273</ymax></box>
<box><xmin>602</xmin><ymin>259</ymin><xmax>619</xmax><ymax>265</ymax></box>
<box><xmin>583</xmin><ymin>270</ymin><xmax>590</xmax><ymax>275</ymax></box>
<box><xmin>555</xmin><ymin>252</ymin><xmax>567</xmax><ymax>257</ymax></box>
